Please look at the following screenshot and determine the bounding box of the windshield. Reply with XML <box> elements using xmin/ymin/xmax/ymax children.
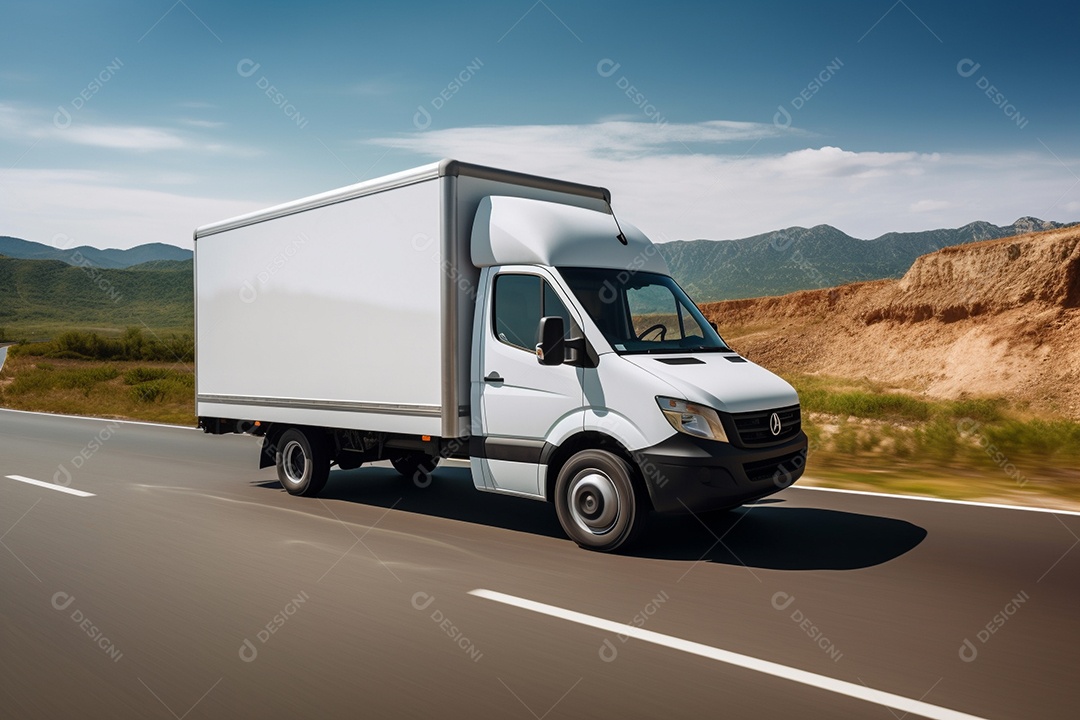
<box><xmin>559</xmin><ymin>267</ymin><xmax>732</xmax><ymax>354</ymax></box>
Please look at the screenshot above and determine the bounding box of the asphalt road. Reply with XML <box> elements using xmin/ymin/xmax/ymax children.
<box><xmin>1</xmin><ymin>409</ymin><xmax>1078</xmax><ymax>719</ymax></box>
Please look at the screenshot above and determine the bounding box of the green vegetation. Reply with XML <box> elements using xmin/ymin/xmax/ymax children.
<box><xmin>0</xmin><ymin>352</ymin><xmax>195</xmax><ymax>425</ymax></box>
<box><xmin>788</xmin><ymin>373</ymin><xmax>1080</xmax><ymax>506</ymax></box>
<box><xmin>120</xmin><ymin>364</ymin><xmax>195</xmax><ymax>405</ymax></box>
<box><xmin>7</xmin><ymin>365</ymin><xmax>120</xmax><ymax>397</ymax></box>
<box><xmin>13</xmin><ymin>328</ymin><xmax>193</xmax><ymax>363</ymax></box>
<box><xmin>0</xmin><ymin>256</ymin><xmax>192</xmax><ymax>339</ymax></box>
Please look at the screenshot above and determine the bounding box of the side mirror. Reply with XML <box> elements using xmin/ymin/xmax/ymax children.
<box><xmin>535</xmin><ymin>316</ymin><xmax>565</xmax><ymax>366</ymax></box>
<box><xmin>709</xmin><ymin>321</ymin><xmax>719</xmax><ymax>332</ymax></box>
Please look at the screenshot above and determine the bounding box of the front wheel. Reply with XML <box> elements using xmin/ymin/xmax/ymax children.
<box><xmin>554</xmin><ymin>449</ymin><xmax>647</xmax><ymax>552</ymax></box>
<box><xmin>276</xmin><ymin>428</ymin><xmax>330</xmax><ymax>497</ymax></box>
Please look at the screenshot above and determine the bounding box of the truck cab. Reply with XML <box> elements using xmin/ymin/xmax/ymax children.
<box><xmin>468</xmin><ymin>195</ymin><xmax>806</xmax><ymax>550</ymax></box>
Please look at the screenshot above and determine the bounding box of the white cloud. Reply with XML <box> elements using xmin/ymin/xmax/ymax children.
<box><xmin>179</xmin><ymin>118</ymin><xmax>226</xmax><ymax>129</ymax></box>
<box><xmin>0</xmin><ymin>102</ymin><xmax>256</xmax><ymax>155</ymax></box>
<box><xmin>368</xmin><ymin>121</ymin><xmax>1079</xmax><ymax>239</ymax></box>
<box><xmin>910</xmin><ymin>199</ymin><xmax>952</xmax><ymax>213</ymax></box>
<box><xmin>373</xmin><ymin>120</ymin><xmax>791</xmax><ymax>161</ymax></box>
<box><xmin>62</xmin><ymin>125</ymin><xmax>188</xmax><ymax>151</ymax></box>
<box><xmin>0</xmin><ymin>168</ymin><xmax>262</xmax><ymax>250</ymax></box>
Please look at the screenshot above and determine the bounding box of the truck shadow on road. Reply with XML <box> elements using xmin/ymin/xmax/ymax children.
<box><xmin>256</xmin><ymin>466</ymin><xmax>926</xmax><ymax>570</ymax></box>
<box><xmin>641</xmin><ymin>505</ymin><xmax>927</xmax><ymax>570</ymax></box>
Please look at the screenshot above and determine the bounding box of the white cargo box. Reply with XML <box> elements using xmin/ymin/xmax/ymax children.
<box><xmin>194</xmin><ymin>160</ymin><xmax>609</xmax><ymax>438</ymax></box>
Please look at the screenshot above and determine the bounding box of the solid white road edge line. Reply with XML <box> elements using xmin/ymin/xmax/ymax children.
<box><xmin>469</xmin><ymin>589</ymin><xmax>989</xmax><ymax>720</ymax></box>
<box><xmin>5</xmin><ymin>475</ymin><xmax>95</xmax><ymax>498</ymax></box>
<box><xmin>794</xmin><ymin>485</ymin><xmax>1080</xmax><ymax>518</ymax></box>
<box><xmin>0</xmin><ymin>407</ymin><xmax>196</xmax><ymax>430</ymax></box>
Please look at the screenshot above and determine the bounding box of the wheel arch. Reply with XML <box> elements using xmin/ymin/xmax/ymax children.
<box><xmin>543</xmin><ymin>431</ymin><xmax>652</xmax><ymax>511</ymax></box>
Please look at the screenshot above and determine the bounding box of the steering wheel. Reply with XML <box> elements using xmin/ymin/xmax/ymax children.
<box><xmin>637</xmin><ymin>323</ymin><xmax>667</xmax><ymax>342</ymax></box>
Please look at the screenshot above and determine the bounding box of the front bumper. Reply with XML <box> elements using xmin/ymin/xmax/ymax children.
<box><xmin>633</xmin><ymin>431</ymin><xmax>808</xmax><ymax>514</ymax></box>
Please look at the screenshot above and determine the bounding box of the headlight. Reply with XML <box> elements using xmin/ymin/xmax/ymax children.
<box><xmin>656</xmin><ymin>397</ymin><xmax>729</xmax><ymax>443</ymax></box>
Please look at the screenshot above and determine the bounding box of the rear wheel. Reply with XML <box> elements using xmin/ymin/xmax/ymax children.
<box><xmin>276</xmin><ymin>428</ymin><xmax>330</xmax><ymax>497</ymax></box>
<box><xmin>554</xmin><ymin>449</ymin><xmax>646</xmax><ymax>552</ymax></box>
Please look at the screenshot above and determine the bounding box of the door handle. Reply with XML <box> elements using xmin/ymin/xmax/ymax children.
<box><xmin>484</xmin><ymin>372</ymin><xmax>504</xmax><ymax>383</ymax></box>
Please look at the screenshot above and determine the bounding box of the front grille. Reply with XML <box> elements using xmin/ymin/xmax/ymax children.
<box><xmin>730</xmin><ymin>404</ymin><xmax>801</xmax><ymax>447</ymax></box>
<box><xmin>743</xmin><ymin>449</ymin><xmax>807</xmax><ymax>484</ymax></box>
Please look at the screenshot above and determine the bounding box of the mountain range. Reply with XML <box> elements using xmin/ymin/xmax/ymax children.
<box><xmin>0</xmin><ymin>236</ymin><xmax>192</xmax><ymax>269</ymax></box>
<box><xmin>0</xmin><ymin>217</ymin><xmax>1075</xmax><ymax>335</ymax></box>
<box><xmin>657</xmin><ymin>217</ymin><xmax>1076</xmax><ymax>301</ymax></box>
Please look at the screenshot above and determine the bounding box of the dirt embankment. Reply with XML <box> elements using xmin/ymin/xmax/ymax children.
<box><xmin>701</xmin><ymin>226</ymin><xmax>1080</xmax><ymax>419</ymax></box>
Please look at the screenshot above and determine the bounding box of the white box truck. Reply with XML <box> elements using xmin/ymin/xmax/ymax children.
<box><xmin>195</xmin><ymin>160</ymin><xmax>807</xmax><ymax>551</ymax></box>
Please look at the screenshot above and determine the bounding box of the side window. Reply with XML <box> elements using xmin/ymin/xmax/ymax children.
<box><xmin>494</xmin><ymin>274</ymin><xmax>541</xmax><ymax>351</ymax></box>
<box><xmin>493</xmin><ymin>274</ymin><xmax>574</xmax><ymax>352</ymax></box>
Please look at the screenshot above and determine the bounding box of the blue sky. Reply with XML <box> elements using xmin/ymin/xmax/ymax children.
<box><xmin>1</xmin><ymin>0</ymin><xmax>1077</xmax><ymax>249</ymax></box>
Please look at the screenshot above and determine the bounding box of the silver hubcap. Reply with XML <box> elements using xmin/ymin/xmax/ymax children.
<box><xmin>281</xmin><ymin>440</ymin><xmax>307</xmax><ymax>485</ymax></box>
<box><xmin>568</xmin><ymin>471</ymin><xmax>620</xmax><ymax>535</ymax></box>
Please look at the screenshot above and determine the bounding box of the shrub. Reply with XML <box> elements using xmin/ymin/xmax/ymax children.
<box><xmin>124</xmin><ymin>367</ymin><xmax>172</xmax><ymax>384</ymax></box>
<box><xmin>946</xmin><ymin>398</ymin><xmax>1006</xmax><ymax>424</ymax></box>
<box><xmin>131</xmin><ymin>380</ymin><xmax>167</xmax><ymax>403</ymax></box>
<box><xmin>129</xmin><ymin>377</ymin><xmax>192</xmax><ymax>404</ymax></box>
<box><xmin>8</xmin><ymin>369</ymin><xmax>56</xmax><ymax>395</ymax></box>
<box><xmin>980</xmin><ymin>420</ymin><xmax>1080</xmax><ymax>461</ymax></box>
<box><xmin>911</xmin><ymin>417</ymin><xmax>960</xmax><ymax>463</ymax></box>
<box><xmin>800</xmin><ymin>388</ymin><xmax>931</xmax><ymax>421</ymax></box>
<box><xmin>14</xmin><ymin>328</ymin><xmax>194</xmax><ymax>363</ymax></box>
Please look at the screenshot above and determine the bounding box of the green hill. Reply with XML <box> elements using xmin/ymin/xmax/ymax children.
<box><xmin>0</xmin><ymin>257</ymin><xmax>192</xmax><ymax>339</ymax></box>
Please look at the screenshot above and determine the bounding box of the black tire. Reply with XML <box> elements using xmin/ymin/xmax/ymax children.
<box><xmin>554</xmin><ymin>449</ymin><xmax>647</xmax><ymax>552</ymax></box>
<box><xmin>390</xmin><ymin>454</ymin><xmax>439</xmax><ymax>485</ymax></box>
<box><xmin>276</xmin><ymin>428</ymin><xmax>330</xmax><ymax>497</ymax></box>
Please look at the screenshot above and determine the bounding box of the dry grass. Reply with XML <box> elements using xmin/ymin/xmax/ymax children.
<box><xmin>0</xmin><ymin>354</ymin><xmax>195</xmax><ymax>425</ymax></box>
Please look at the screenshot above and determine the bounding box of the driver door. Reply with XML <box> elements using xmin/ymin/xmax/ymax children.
<box><xmin>472</xmin><ymin>267</ymin><xmax>584</xmax><ymax>497</ymax></box>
